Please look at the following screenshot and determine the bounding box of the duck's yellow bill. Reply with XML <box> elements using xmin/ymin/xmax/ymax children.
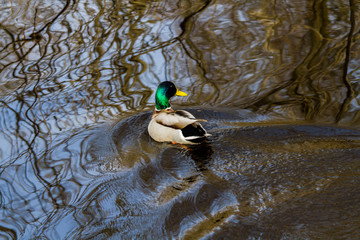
<box><xmin>176</xmin><ymin>89</ymin><xmax>187</xmax><ymax>96</ymax></box>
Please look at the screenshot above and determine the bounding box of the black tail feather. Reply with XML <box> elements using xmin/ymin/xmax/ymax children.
<box><xmin>181</xmin><ymin>124</ymin><xmax>207</xmax><ymax>143</ymax></box>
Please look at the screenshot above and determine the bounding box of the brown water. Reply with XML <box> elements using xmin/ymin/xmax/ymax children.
<box><xmin>1</xmin><ymin>0</ymin><xmax>360</xmax><ymax>239</ymax></box>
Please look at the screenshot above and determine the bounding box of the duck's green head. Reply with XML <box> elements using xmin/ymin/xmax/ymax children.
<box><xmin>155</xmin><ymin>81</ymin><xmax>187</xmax><ymax>110</ymax></box>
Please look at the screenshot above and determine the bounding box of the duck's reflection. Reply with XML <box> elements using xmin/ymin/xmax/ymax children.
<box><xmin>185</xmin><ymin>141</ymin><xmax>213</xmax><ymax>171</ymax></box>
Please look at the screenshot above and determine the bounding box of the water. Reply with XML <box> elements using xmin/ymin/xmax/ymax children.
<box><xmin>1</xmin><ymin>0</ymin><xmax>360</xmax><ymax>239</ymax></box>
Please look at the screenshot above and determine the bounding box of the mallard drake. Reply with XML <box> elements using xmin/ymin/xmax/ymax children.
<box><xmin>148</xmin><ymin>81</ymin><xmax>210</xmax><ymax>144</ymax></box>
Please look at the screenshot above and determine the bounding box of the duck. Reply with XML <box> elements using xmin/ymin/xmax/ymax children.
<box><xmin>148</xmin><ymin>81</ymin><xmax>211</xmax><ymax>144</ymax></box>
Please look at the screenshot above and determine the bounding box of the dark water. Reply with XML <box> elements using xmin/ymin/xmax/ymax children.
<box><xmin>1</xmin><ymin>0</ymin><xmax>360</xmax><ymax>239</ymax></box>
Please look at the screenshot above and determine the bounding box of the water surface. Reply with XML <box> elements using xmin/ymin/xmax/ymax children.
<box><xmin>1</xmin><ymin>0</ymin><xmax>360</xmax><ymax>239</ymax></box>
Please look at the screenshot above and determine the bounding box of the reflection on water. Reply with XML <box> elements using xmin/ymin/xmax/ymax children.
<box><xmin>1</xmin><ymin>0</ymin><xmax>360</xmax><ymax>239</ymax></box>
